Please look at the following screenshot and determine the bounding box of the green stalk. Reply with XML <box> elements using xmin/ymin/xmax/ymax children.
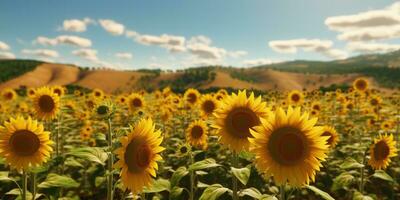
<box><xmin>22</xmin><ymin>171</ymin><xmax>27</xmax><ymax>200</ymax></box>
<box><xmin>232</xmin><ymin>152</ymin><xmax>239</xmax><ymax>200</ymax></box>
<box><xmin>359</xmin><ymin>149</ymin><xmax>368</xmax><ymax>194</ymax></box>
<box><xmin>31</xmin><ymin>172</ymin><xmax>36</xmax><ymax>200</ymax></box>
<box><xmin>107</xmin><ymin>118</ymin><xmax>114</xmax><ymax>200</ymax></box>
<box><xmin>189</xmin><ymin>150</ymin><xmax>195</xmax><ymax>200</ymax></box>
<box><xmin>280</xmin><ymin>184</ymin><xmax>285</xmax><ymax>200</ymax></box>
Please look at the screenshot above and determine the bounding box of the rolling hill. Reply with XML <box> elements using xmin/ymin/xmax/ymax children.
<box><xmin>0</xmin><ymin>50</ymin><xmax>399</xmax><ymax>94</ymax></box>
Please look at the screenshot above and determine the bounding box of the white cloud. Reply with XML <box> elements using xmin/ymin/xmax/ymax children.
<box><xmin>56</xmin><ymin>35</ymin><xmax>92</xmax><ymax>47</ymax></box>
<box><xmin>187</xmin><ymin>35</ymin><xmax>212</xmax><ymax>46</ymax></box>
<box><xmin>22</xmin><ymin>49</ymin><xmax>59</xmax><ymax>58</ymax></box>
<box><xmin>62</xmin><ymin>18</ymin><xmax>94</xmax><ymax>32</ymax></box>
<box><xmin>337</xmin><ymin>25</ymin><xmax>400</xmax><ymax>41</ymax></box>
<box><xmin>242</xmin><ymin>58</ymin><xmax>278</xmax><ymax>66</ymax></box>
<box><xmin>149</xmin><ymin>63</ymin><xmax>163</xmax><ymax>68</ymax></box>
<box><xmin>347</xmin><ymin>42</ymin><xmax>400</xmax><ymax>53</ymax></box>
<box><xmin>0</xmin><ymin>41</ymin><xmax>10</xmax><ymax>50</ymax></box>
<box><xmin>99</xmin><ymin>19</ymin><xmax>125</xmax><ymax>35</ymax></box>
<box><xmin>269</xmin><ymin>39</ymin><xmax>333</xmax><ymax>53</ymax></box>
<box><xmin>268</xmin><ymin>38</ymin><xmax>347</xmax><ymax>59</ymax></box>
<box><xmin>228</xmin><ymin>50</ymin><xmax>248</xmax><ymax>58</ymax></box>
<box><xmin>325</xmin><ymin>10</ymin><xmax>400</xmax><ymax>31</ymax></box>
<box><xmin>326</xmin><ymin>2</ymin><xmax>400</xmax><ymax>42</ymax></box>
<box><xmin>187</xmin><ymin>42</ymin><xmax>227</xmax><ymax>59</ymax></box>
<box><xmin>72</xmin><ymin>48</ymin><xmax>98</xmax><ymax>61</ymax></box>
<box><xmin>35</xmin><ymin>35</ymin><xmax>92</xmax><ymax>47</ymax></box>
<box><xmin>0</xmin><ymin>52</ymin><xmax>15</xmax><ymax>59</ymax></box>
<box><xmin>115</xmin><ymin>52</ymin><xmax>133</xmax><ymax>59</ymax></box>
<box><xmin>134</xmin><ymin>34</ymin><xmax>186</xmax><ymax>52</ymax></box>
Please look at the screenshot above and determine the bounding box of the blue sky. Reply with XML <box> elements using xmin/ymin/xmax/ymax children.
<box><xmin>0</xmin><ymin>0</ymin><xmax>399</xmax><ymax>70</ymax></box>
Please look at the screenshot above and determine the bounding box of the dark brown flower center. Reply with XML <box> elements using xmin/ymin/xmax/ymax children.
<box><xmin>373</xmin><ymin>141</ymin><xmax>390</xmax><ymax>161</ymax></box>
<box><xmin>191</xmin><ymin>125</ymin><xmax>204</xmax><ymax>139</ymax></box>
<box><xmin>124</xmin><ymin>138</ymin><xmax>153</xmax><ymax>173</ymax></box>
<box><xmin>268</xmin><ymin>127</ymin><xmax>307</xmax><ymax>166</ymax></box>
<box><xmin>226</xmin><ymin>107</ymin><xmax>260</xmax><ymax>138</ymax></box>
<box><xmin>9</xmin><ymin>130</ymin><xmax>40</xmax><ymax>156</ymax></box>
<box><xmin>202</xmin><ymin>100</ymin><xmax>216</xmax><ymax>114</ymax></box>
<box><xmin>131</xmin><ymin>98</ymin><xmax>143</xmax><ymax>107</ymax></box>
<box><xmin>38</xmin><ymin>95</ymin><xmax>55</xmax><ymax>113</ymax></box>
<box><xmin>187</xmin><ymin>93</ymin><xmax>197</xmax><ymax>104</ymax></box>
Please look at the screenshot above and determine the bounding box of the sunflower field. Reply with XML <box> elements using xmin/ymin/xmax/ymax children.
<box><xmin>0</xmin><ymin>78</ymin><xmax>399</xmax><ymax>200</ymax></box>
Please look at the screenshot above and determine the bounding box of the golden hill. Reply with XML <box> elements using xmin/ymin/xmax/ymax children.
<box><xmin>0</xmin><ymin>62</ymin><xmax>383</xmax><ymax>93</ymax></box>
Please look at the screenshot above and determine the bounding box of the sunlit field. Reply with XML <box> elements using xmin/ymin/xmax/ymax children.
<box><xmin>0</xmin><ymin>78</ymin><xmax>398</xmax><ymax>200</ymax></box>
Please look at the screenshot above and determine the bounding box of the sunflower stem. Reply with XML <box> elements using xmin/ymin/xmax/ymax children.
<box><xmin>22</xmin><ymin>171</ymin><xmax>27</xmax><ymax>200</ymax></box>
<box><xmin>280</xmin><ymin>184</ymin><xmax>285</xmax><ymax>200</ymax></box>
<box><xmin>140</xmin><ymin>192</ymin><xmax>146</xmax><ymax>200</ymax></box>
<box><xmin>232</xmin><ymin>152</ymin><xmax>239</xmax><ymax>200</ymax></box>
<box><xmin>107</xmin><ymin>117</ymin><xmax>114</xmax><ymax>200</ymax></box>
<box><xmin>189</xmin><ymin>149</ymin><xmax>195</xmax><ymax>200</ymax></box>
<box><xmin>31</xmin><ymin>172</ymin><xmax>36</xmax><ymax>200</ymax></box>
<box><xmin>359</xmin><ymin>149</ymin><xmax>368</xmax><ymax>194</ymax></box>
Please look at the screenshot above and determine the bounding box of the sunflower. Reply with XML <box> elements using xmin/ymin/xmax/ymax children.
<box><xmin>0</xmin><ymin>116</ymin><xmax>53</xmax><ymax>172</ymax></box>
<box><xmin>1</xmin><ymin>88</ymin><xmax>17</xmax><ymax>101</ymax></box>
<box><xmin>184</xmin><ymin>88</ymin><xmax>200</xmax><ymax>106</ymax></box>
<box><xmin>186</xmin><ymin>120</ymin><xmax>208</xmax><ymax>149</ymax></box>
<box><xmin>288</xmin><ymin>90</ymin><xmax>304</xmax><ymax>105</ymax></box>
<box><xmin>26</xmin><ymin>88</ymin><xmax>36</xmax><ymax>98</ymax></box>
<box><xmin>52</xmin><ymin>86</ymin><xmax>65</xmax><ymax>97</ymax></box>
<box><xmin>213</xmin><ymin>90</ymin><xmax>268</xmax><ymax>152</ymax></box>
<box><xmin>32</xmin><ymin>87</ymin><xmax>60</xmax><ymax>120</ymax></box>
<box><xmin>128</xmin><ymin>93</ymin><xmax>145</xmax><ymax>113</ymax></box>
<box><xmin>117</xmin><ymin>95</ymin><xmax>128</xmax><ymax>105</ymax></box>
<box><xmin>353</xmin><ymin>78</ymin><xmax>369</xmax><ymax>92</ymax></box>
<box><xmin>80</xmin><ymin>125</ymin><xmax>93</xmax><ymax>141</ymax></box>
<box><xmin>160</xmin><ymin>109</ymin><xmax>172</xmax><ymax>122</ymax></box>
<box><xmin>199</xmin><ymin>94</ymin><xmax>219</xmax><ymax>118</ymax></box>
<box><xmin>369</xmin><ymin>95</ymin><xmax>382</xmax><ymax>107</ymax></box>
<box><xmin>321</xmin><ymin>126</ymin><xmax>339</xmax><ymax>148</ymax></box>
<box><xmin>92</xmin><ymin>89</ymin><xmax>104</xmax><ymax>99</ymax></box>
<box><xmin>368</xmin><ymin>134</ymin><xmax>397</xmax><ymax>170</ymax></box>
<box><xmin>381</xmin><ymin>120</ymin><xmax>393</xmax><ymax>131</ymax></box>
<box><xmin>311</xmin><ymin>101</ymin><xmax>322</xmax><ymax>111</ymax></box>
<box><xmin>249</xmin><ymin>107</ymin><xmax>329</xmax><ymax>187</ymax></box>
<box><xmin>114</xmin><ymin>118</ymin><xmax>165</xmax><ymax>194</ymax></box>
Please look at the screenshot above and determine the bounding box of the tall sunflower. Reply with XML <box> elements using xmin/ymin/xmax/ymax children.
<box><xmin>52</xmin><ymin>85</ymin><xmax>65</xmax><ymax>97</ymax></box>
<box><xmin>0</xmin><ymin>116</ymin><xmax>53</xmax><ymax>172</ymax></box>
<box><xmin>32</xmin><ymin>87</ymin><xmax>60</xmax><ymax>120</ymax></box>
<box><xmin>287</xmin><ymin>90</ymin><xmax>304</xmax><ymax>105</ymax></box>
<box><xmin>321</xmin><ymin>126</ymin><xmax>339</xmax><ymax>148</ymax></box>
<box><xmin>128</xmin><ymin>93</ymin><xmax>145</xmax><ymax>113</ymax></box>
<box><xmin>249</xmin><ymin>107</ymin><xmax>329</xmax><ymax>187</ymax></box>
<box><xmin>114</xmin><ymin>118</ymin><xmax>165</xmax><ymax>194</ymax></box>
<box><xmin>186</xmin><ymin>120</ymin><xmax>208</xmax><ymax>149</ymax></box>
<box><xmin>199</xmin><ymin>94</ymin><xmax>219</xmax><ymax>118</ymax></box>
<box><xmin>184</xmin><ymin>88</ymin><xmax>200</xmax><ymax>107</ymax></box>
<box><xmin>1</xmin><ymin>88</ymin><xmax>17</xmax><ymax>101</ymax></box>
<box><xmin>213</xmin><ymin>90</ymin><xmax>268</xmax><ymax>152</ymax></box>
<box><xmin>353</xmin><ymin>78</ymin><xmax>369</xmax><ymax>92</ymax></box>
<box><xmin>368</xmin><ymin>134</ymin><xmax>397</xmax><ymax>170</ymax></box>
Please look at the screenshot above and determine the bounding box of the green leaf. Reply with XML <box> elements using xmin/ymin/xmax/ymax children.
<box><xmin>170</xmin><ymin>167</ymin><xmax>188</xmax><ymax>188</ymax></box>
<box><xmin>65</xmin><ymin>158</ymin><xmax>84</xmax><ymax>168</ymax></box>
<box><xmin>189</xmin><ymin>158</ymin><xmax>221</xmax><ymax>171</ymax></box>
<box><xmin>340</xmin><ymin>158</ymin><xmax>364</xmax><ymax>169</ymax></box>
<box><xmin>231</xmin><ymin>166</ymin><xmax>251</xmax><ymax>185</ymax></box>
<box><xmin>199</xmin><ymin>184</ymin><xmax>231</xmax><ymax>200</ymax></box>
<box><xmin>332</xmin><ymin>172</ymin><xmax>355</xmax><ymax>191</ymax></box>
<box><xmin>68</xmin><ymin>147</ymin><xmax>108</xmax><ymax>165</ymax></box>
<box><xmin>239</xmin><ymin>187</ymin><xmax>262</xmax><ymax>198</ymax></box>
<box><xmin>372</xmin><ymin>170</ymin><xmax>394</xmax><ymax>182</ymax></box>
<box><xmin>305</xmin><ymin>185</ymin><xmax>335</xmax><ymax>200</ymax></box>
<box><xmin>353</xmin><ymin>191</ymin><xmax>374</xmax><ymax>200</ymax></box>
<box><xmin>6</xmin><ymin>188</ymin><xmax>42</xmax><ymax>200</ymax></box>
<box><xmin>197</xmin><ymin>181</ymin><xmax>210</xmax><ymax>188</ymax></box>
<box><xmin>95</xmin><ymin>177</ymin><xmax>106</xmax><ymax>187</ymax></box>
<box><xmin>170</xmin><ymin>186</ymin><xmax>184</xmax><ymax>199</ymax></box>
<box><xmin>0</xmin><ymin>171</ymin><xmax>13</xmax><ymax>182</ymax></box>
<box><xmin>143</xmin><ymin>178</ymin><xmax>170</xmax><ymax>193</ymax></box>
<box><xmin>38</xmin><ymin>173</ymin><xmax>79</xmax><ymax>189</ymax></box>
